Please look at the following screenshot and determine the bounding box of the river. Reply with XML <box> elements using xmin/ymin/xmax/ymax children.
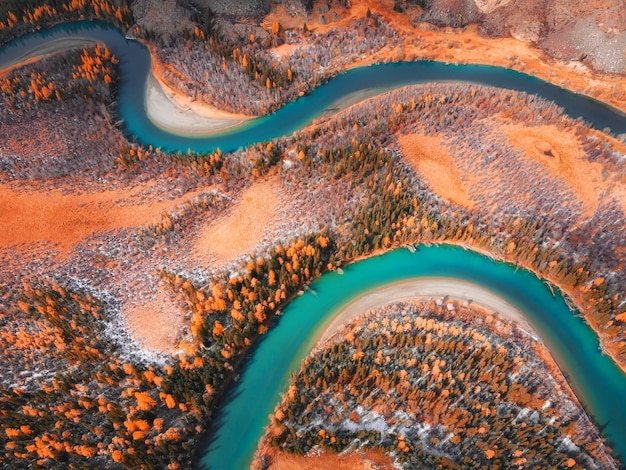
<box><xmin>198</xmin><ymin>245</ymin><xmax>626</xmax><ymax>469</ymax></box>
<box><xmin>1</xmin><ymin>21</ymin><xmax>625</xmax><ymax>156</ymax></box>
<box><xmin>1</xmin><ymin>21</ymin><xmax>625</xmax><ymax>469</ymax></box>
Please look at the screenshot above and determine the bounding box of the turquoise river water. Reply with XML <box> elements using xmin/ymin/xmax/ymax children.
<box><xmin>0</xmin><ymin>21</ymin><xmax>625</xmax><ymax>155</ymax></box>
<box><xmin>0</xmin><ymin>21</ymin><xmax>625</xmax><ymax>469</ymax></box>
<box><xmin>198</xmin><ymin>246</ymin><xmax>626</xmax><ymax>469</ymax></box>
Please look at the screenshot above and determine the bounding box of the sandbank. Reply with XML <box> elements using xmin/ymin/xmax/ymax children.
<box><xmin>0</xmin><ymin>37</ymin><xmax>97</xmax><ymax>76</ymax></box>
<box><xmin>0</xmin><ymin>35</ymin><xmax>253</xmax><ymax>136</ymax></box>
<box><xmin>144</xmin><ymin>69</ymin><xmax>253</xmax><ymax>136</ymax></box>
<box><xmin>318</xmin><ymin>277</ymin><xmax>539</xmax><ymax>344</ymax></box>
<box><xmin>316</xmin><ymin>86</ymin><xmax>395</xmax><ymax>120</ymax></box>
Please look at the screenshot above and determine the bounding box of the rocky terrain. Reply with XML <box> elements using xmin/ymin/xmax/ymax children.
<box><xmin>421</xmin><ymin>0</ymin><xmax>626</xmax><ymax>73</ymax></box>
<box><xmin>164</xmin><ymin>0</ymin><xmax>626</xmax><ymax>73</ymax></box>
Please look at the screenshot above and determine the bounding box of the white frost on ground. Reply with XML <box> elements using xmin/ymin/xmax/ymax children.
<box><xmin>559</xmin><ymin>436</ymin><xmax>580</xmax><ymax>453</ymax></box>
<box><xmin>342</xmin><ymin>410</ymin><xmax>390</xmax><ymax>434</ymax></box>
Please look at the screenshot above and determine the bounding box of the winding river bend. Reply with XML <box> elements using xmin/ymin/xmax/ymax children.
<box><xmin>1</xmin><ymin>21</ymin><xmax>625</xmax><ymax>155</ymax></box>
<box><xmin>1</xmin><ymin>21</ymin><xmax>626</xmax><ymax>468</ymax></box>
<box><xmin>199</xmin><ymin>246</ymin><xmax>626</xmax><ymax>469</ymax></box>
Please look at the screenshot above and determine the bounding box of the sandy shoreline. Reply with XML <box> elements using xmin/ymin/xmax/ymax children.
<box><xmin>144</xmin><ymin>71</ymin><xmax>253</xmax><ymax>136</ymax></box>
<box><xmin>0</xmin><ymin>35</ymin><xmax>254</xmax><ymax>136</ymax></box>
<box><xmin>317</xmin><ymin>277</ymin><xmax>540</xmax><ymax>344</ymax></box>
<box><xmin>143</xmin><ymin>43</ymin><xmax>256</xmax><ymax>136</ymax></box>
<box><xmin>316</xmin><ymin>86</ymin><xmax>397</xmax><ymax>121</ymax></box>
<box><xmin>0</xmin><ymin>37</ymin><xmax>97</xmax><ymax>76</ymax></box>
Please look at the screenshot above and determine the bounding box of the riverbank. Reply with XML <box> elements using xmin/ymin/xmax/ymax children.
<box><xmin>0</xmin><ymin>32</ymin><xmax>255</xmax><ymax>137</ymax></box>
<box><xmin>326</xmin><ymin>1</ymin><xmax>626</xmax><ymax>113</ymax></box>
<box><xmin>145</xmin><ymin>53</ymin><xmax>254</xmax><ymax>136</ymax></box>
<box><xmin>387</xmin><ymin>23</ymin><xmax>626</xmax><ymax>114</ymax></box>
<box><xmin>310</xmin><ymin>270</ymin><xmax>589</xmax><ymax>415</ymax></box>
<box><xmin>445</xmin><ymin>237</ymin><xmax>626</xmax><ymax>374</ymax></box>
<box><xmin>266</xmin><ymin>1</ymin><xmax>626</xmax><ymax>114</ymax></box>
<box><xmin>133</xmin><ymin>0</ymin><xmax>626</xmax><ymax>134</ymax></box>
<box><xmin>316</xmin><ymin>277</ymin><xmax>539</xmax><ymax>345</ymax></box>
<box><xmin>256</xmin><ymin>288</ymin><xmax>619</xmax><ymax>470</ymax></box>
<box><xmin>0</xmin><ymin>36</ymin><xmax>97</xmax><ymax>75</ymax></box>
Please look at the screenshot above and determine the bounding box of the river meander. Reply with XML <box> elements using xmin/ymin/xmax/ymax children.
<box><xmin>1</xmin><ymin>21</ymin><xmax>625</xmax><ymax>469</ymax></box>
<box><xmin>198</xmin><ymin>246</ymin><xmax>626</xmax><ymax>469</ymax></box>
<box><xmin>1</xmin><ymin>21</ymin><xmax>625</xmax><ymax>155</ymax></box>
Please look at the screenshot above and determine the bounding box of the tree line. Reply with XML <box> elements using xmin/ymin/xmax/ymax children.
<box><xmin>0</xmin><ymin>0</ymin><xmax>133</xmax><ymax>46</ymax></box>
<box><xmin>262</xmin><ymin>302</ymin><xmax>615</xmax><ymax>469</ymax></box>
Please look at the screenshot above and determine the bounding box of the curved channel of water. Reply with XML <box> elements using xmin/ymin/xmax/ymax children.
<box><xmin>0</xmin><ymin>21</ymin><xmax>624</xmax><ymax>156</ymax></box>
<box><xmin>1</xmin><ymin>21</ymin><xmax>625</xmax><ymax>468</ymax></box>
<box><xmin>198</xmin><ymin>246</ymin><xmax>626</xmax><ymax>469</ymax></box>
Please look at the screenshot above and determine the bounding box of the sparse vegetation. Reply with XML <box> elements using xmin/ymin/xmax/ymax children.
<box><xmin>151</xmin><ymin>15</ymin><xmax>401</xmax><ymax>115</ymax></box>
<box><xmin>0</xmin><ymin>43</ymin><xmax>117</xmax><ymax>108</ymax></box>
<box><xmin>0</xmin><ymin>45</ymin><xmax>123</xmax><ymax>180</ymax></box>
